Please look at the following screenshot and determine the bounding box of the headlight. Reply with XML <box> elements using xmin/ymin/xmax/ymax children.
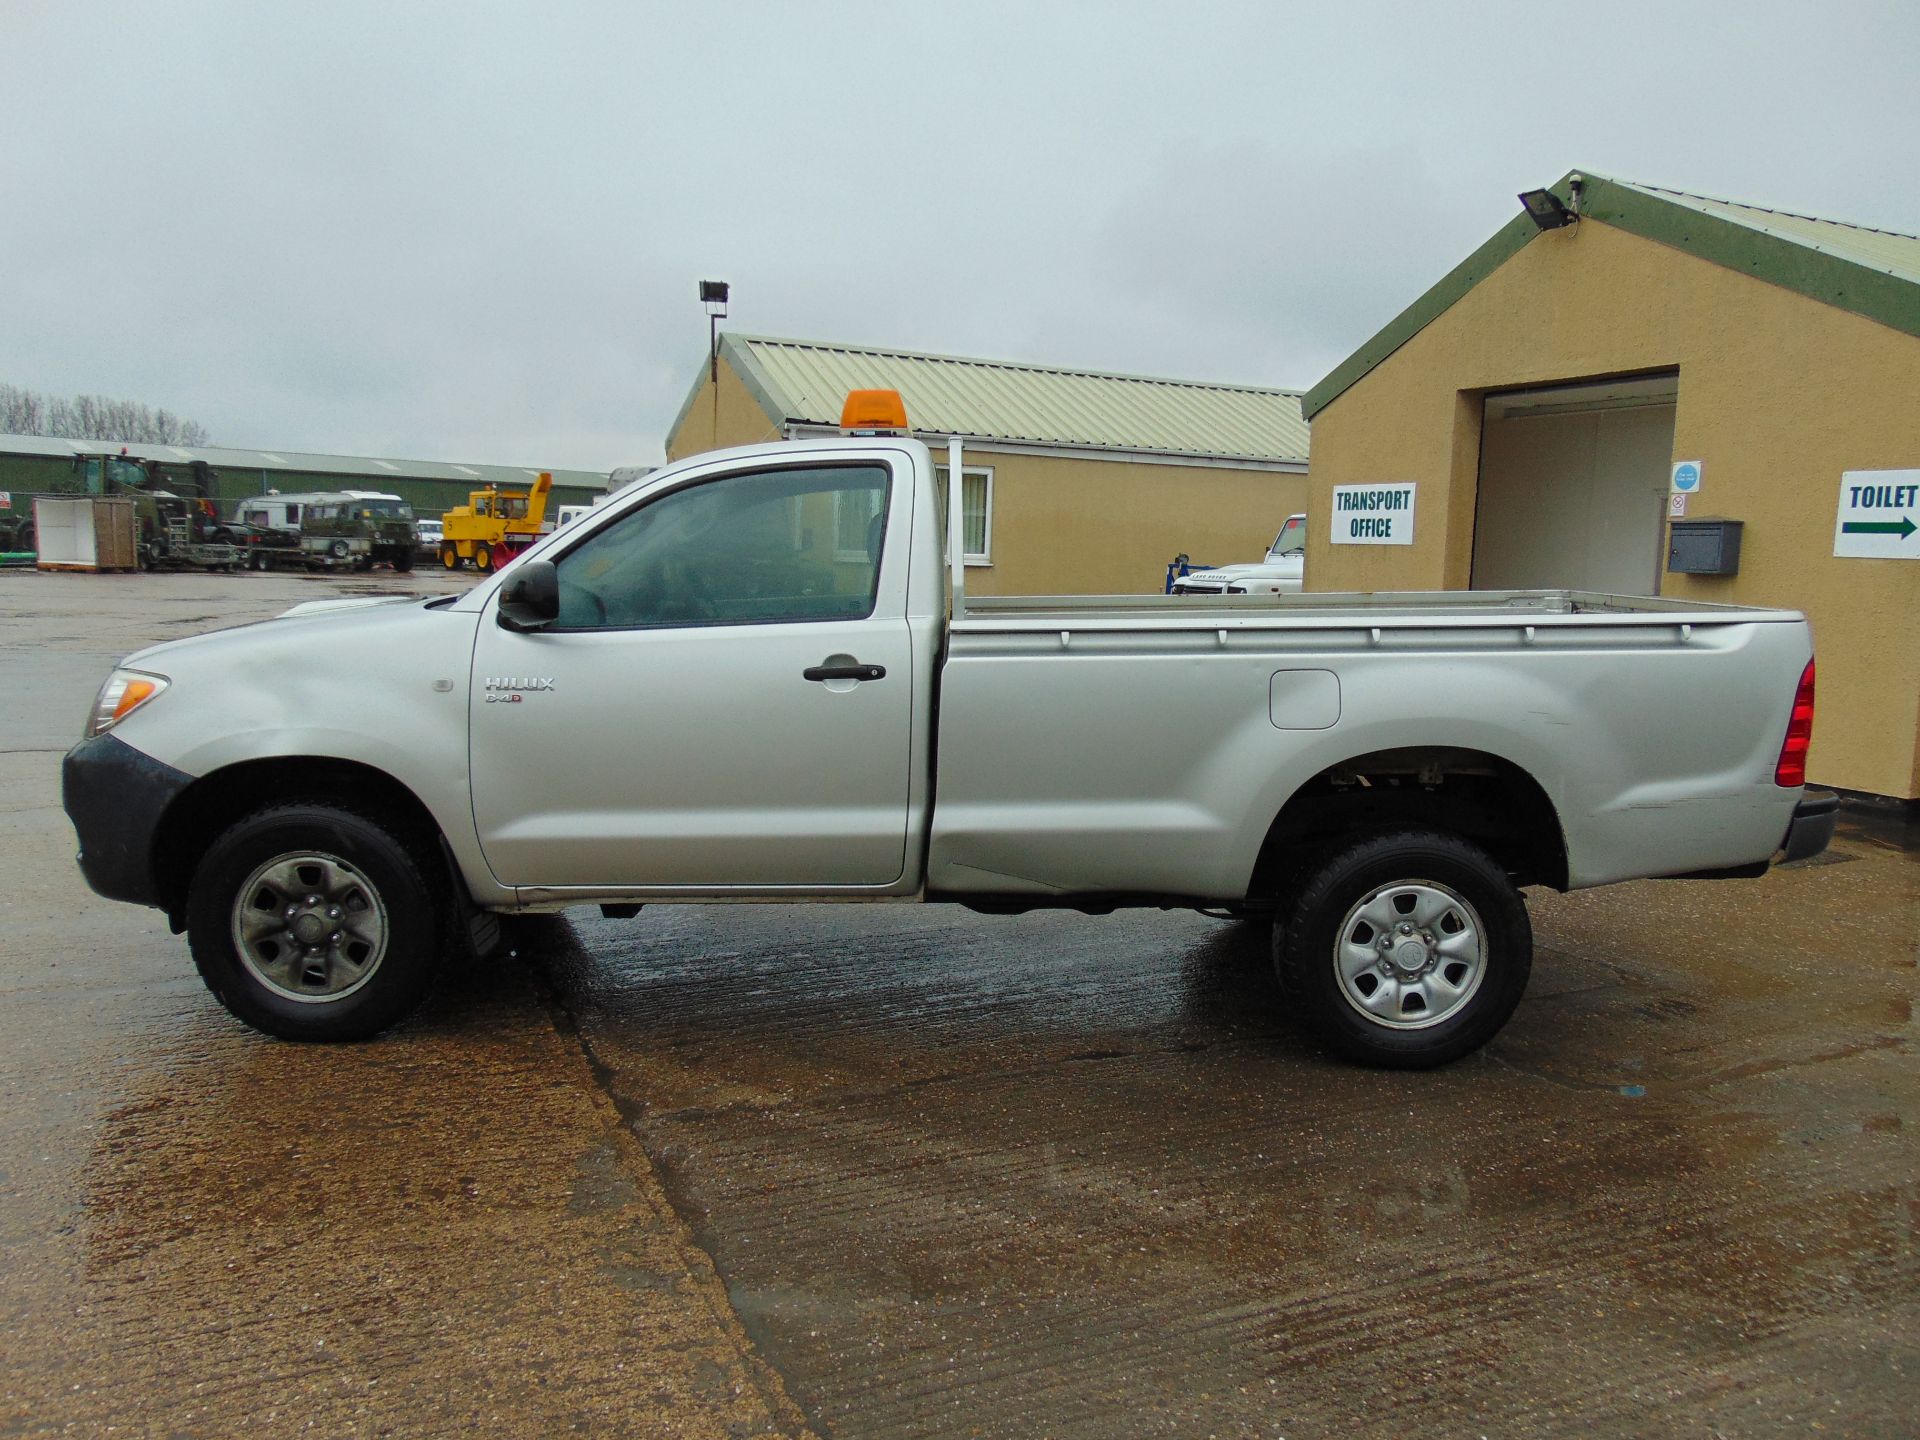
<box><xmin>86</xmin><ymin>669</ymin><xmax>169</xmax><ymax>738</ymax></box>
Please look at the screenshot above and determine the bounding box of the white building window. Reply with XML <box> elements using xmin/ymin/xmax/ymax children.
<box><xmin>934</xmin><ymin>464</ymin><xmax>992</xmax><ymax>565</ymax></box>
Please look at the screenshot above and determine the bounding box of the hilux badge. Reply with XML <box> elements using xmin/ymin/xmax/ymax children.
<box><xmin>484</xmin><ymin>677</ymin><xmax>554</xmax><ymax>702</ymax></box>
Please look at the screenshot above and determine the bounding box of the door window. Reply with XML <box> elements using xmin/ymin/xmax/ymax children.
<box><xmin>553</xmin><ymin>463</ymin><xmax>890</xmax><ymax>630</ymax></box>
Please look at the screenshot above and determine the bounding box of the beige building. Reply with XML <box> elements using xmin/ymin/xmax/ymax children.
<box><xmin>667</xmin><ymin>334</ymin><xmax>1309</xmax><ymax>597</ymax></box>
<box><xmin>1302</xmin><ymin>172</ymin><xmax>1920</xmax><ymax>802</ymax></box>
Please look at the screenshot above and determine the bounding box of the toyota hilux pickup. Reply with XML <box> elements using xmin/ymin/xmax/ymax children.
<box><xmin>62</xmin><ymin>392</ymin><xmax>1836</xmax><ymax>1067</ymax></box>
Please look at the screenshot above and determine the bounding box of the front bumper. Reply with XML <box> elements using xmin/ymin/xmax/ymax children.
<box><xmin>62</xmin><ymin>733</ymin><xmax>193</xmax><ymax>907</ymax></box>
<box><xmin>1780</xmin><ymin>788</ymin><xmax>1839</xmax><ymax>864</ymax></box>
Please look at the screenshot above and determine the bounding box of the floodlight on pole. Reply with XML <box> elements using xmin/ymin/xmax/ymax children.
<box><xmin>701</xmin><ymin>280</ymin><xmax>730</xmax><ymax>382</ymax></box>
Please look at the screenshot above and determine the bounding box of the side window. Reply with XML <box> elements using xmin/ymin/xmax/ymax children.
<box><xmin>554</xmin><ymin>464</ymin><xmax>890</xmax><ymax>630</ymax></box>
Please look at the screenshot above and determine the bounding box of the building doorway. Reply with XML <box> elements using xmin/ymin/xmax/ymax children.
<box><xmin>1471</xmin><ymin>374</ymin><xmax>1678</xmax><ymax>595</ymax></box>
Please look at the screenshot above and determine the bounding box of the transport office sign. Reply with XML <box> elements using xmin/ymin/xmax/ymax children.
<box><xmin>1834</xmin><ymin>470</ymin><xmax>1919</xmax><ymax>559</ymax></box>
<box><xmin>1331</xmin><ymin>483</ymin><xmax>1416</xmax><ymax>545</ymax></box>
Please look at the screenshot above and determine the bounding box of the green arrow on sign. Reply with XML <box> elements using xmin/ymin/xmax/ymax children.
<box><xmin>1842</xmin><ymin>516</ymin><xmax>1917</xmax><ymax>539</ymax></box>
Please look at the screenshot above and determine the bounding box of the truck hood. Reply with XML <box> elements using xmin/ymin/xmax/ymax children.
<box><xmin>121</xmin><ymin>595</ymin><xmax>460</xmax><ymax>672</ymax></box>
<box><xmin>279</xmin><ymin>594</ymin><xmax>421</xmax><ymax>619</ymax></box>
<box><xmin>1184</xmin><ymin>558</ymin><xmax>1303</xmax><ymax>583</ymax></box>
<box><xmin>106</xmin><ymin>595</ymin><xmax>483</xmax><ymax>784</ymax></box>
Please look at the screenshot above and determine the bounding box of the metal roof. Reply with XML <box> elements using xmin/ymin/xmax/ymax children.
<box><xmin>1304</xmin><ymin>170</ymin><xmax>1920</xmax><ymax>420</ymax></box>
<box><xmin>1610</xmin><ymin>178</ymin><xmax>1920</xmax><ymax>287</ymax></box>
<box><xmin>0</xmin><ymin>432</ymin><xmax>610</xmax><ymax>491</ymax></box>
<box><xmin>712</xmin><ymin>334</ymin><xmax>1309</xmax><ymax>467</ymax></box>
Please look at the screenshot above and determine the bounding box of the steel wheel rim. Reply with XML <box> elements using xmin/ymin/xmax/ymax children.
<box><xmin>229</xmin><ymin>850</ymin><xmax>389</xmax><ymax>1004</ymax></box>
<box><xmin>1332</xmin><ymin>879</ymin><xmax>1487</xmax><ymax>1030</ymax></box>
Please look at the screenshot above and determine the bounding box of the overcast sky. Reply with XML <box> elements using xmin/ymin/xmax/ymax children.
<box><xmin>6</xmin><ymin>0</ymin><xmax>1918</xmax><ymax>471</ymax></box>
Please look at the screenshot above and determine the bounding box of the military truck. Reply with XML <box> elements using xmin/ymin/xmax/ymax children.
<box><xmin>104</xmin><ymin>455</ymin><xmax>239</xmax><ymax>570</ymax></box>
<box><xmin>297</xmin><ymin>491</ymin><xmax>419</xmax><ymax>572</ymax></box>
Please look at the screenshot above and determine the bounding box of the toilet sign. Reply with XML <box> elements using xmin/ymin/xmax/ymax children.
<box><xmin>1330</xmin><ymin>483</ymin><xmax>1416</xmax><ymax>545</ymax></box>
<box><xmin>1834</xmin><ymin>470</ymin><xmax>1920</xmax><ymax>559</ymax></box>
<box><xmin>1670</xmin><ymin>460</ymin><xmax>1702</xmax><ymax>494</ymax></box>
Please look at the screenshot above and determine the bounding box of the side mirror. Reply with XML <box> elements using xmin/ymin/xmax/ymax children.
<box><xmin>496</xmin><ymin>558</ymin><xmax>559</xmax><ymax>632</ymax></box>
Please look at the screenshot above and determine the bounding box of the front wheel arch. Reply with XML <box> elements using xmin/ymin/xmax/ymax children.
<box><xmin>187</xmin><ymin>803</ymin><xmax>443</xmax><ymax>1038</ymax></box>
<box><xmin>152</xmin><ymin>756</ymin><xmax>462</xmax><ymax>926</ymax></box>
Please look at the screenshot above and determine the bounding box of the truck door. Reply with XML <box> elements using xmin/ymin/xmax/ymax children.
<box><xmin>468</xmin><ymin>455</ymin><xmax>915</xmax><ymax>890</ymax></box>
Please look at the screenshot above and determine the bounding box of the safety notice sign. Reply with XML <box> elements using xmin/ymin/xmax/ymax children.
<box><xmin>1833</xmin><ymin>470</ymin><xmax>1919</xmax><ymax>559</ymax></box>
<box><xmin>1330</xmin><ymin>483</ymin><xmax>1416</xmax><ymax>546</ymax></box>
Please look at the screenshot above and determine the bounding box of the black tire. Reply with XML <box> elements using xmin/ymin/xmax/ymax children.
<box><xmin>440</xmin><ymin>542</ymin><xmax>459</xmax><ymax>570</ymax></box>
<box><xmin>393</xmin><ymin>549</ymin><xmax>415</xmax><ymax>573</ymax></box>
<box><xmin>1276</xmin><ymin>830</ymin><xmax>1531</xmax><ymax>1068</ymax></box>
<box><xmin>474</xmin><ymin>542</ymin><xmax>494</xmax><ymax>572</ymax></box>
<box><xmin>186</xmin><ymin>804</ymin><xmax>446</xmax><ymax>1041</ymax></box>
<box><xmin>329</xmin><ymin>539</ymin><xmax>351</xmax><ymax>560</ymax></box>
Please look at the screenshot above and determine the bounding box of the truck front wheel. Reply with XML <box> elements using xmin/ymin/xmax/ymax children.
<box><xmin>1277</xmin><ymin>830</ymin><xmax>1531</xmax><ymax>1068</ymax></box>
<box><xmin>185</xmin><ymin>804</ymin><xmax>444</xmax><ymax>1041</ymax></box>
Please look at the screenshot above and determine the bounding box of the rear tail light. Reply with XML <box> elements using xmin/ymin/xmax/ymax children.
<box><xmin>1774</xmin><ymin>659</ymin><xmax>1815</xmax><ymax>787</ymax></box>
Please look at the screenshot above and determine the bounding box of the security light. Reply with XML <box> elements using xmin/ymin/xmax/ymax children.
<box><xmin>700</xmin><ymin>280</ymin><xmax>731</xmax><ymax>382</ymax></box>
<box><xmin>1519</xmin><ymin>189</ymin><xmax>1575</xmax><ymax>231</ymax></box>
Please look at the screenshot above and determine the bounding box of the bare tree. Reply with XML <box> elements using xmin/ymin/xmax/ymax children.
<box><xmin>1</xmin><ymin>383</ymin><xmax>212</xmax><ymax>446</ymax></box>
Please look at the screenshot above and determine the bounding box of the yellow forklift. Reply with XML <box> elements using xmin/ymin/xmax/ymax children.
<box><xmin>438</xmin><ymin>473</ymin><xmax>553</xmax><ymax>572</ymax></box>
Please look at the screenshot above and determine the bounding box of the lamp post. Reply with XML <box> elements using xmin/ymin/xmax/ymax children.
<box><xmin>700</xmin><ymin>280</ymin><xmax>730</xmax><ymax>383</ymax></box>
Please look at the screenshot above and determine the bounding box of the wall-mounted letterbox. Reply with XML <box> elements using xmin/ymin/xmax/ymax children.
<box><xmin>1667</xmin><ymin>517</ymin><xmax>1744</xmax><ymax>576</ymax></box>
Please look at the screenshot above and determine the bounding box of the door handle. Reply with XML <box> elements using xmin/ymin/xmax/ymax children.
<box><xmin>803</xmin><ymin>662</ymin><xmax>886</xmax><ymax>682</ymax></box>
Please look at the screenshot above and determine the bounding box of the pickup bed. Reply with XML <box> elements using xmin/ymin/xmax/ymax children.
<box><xmin>63</xmin><ymin>430</ymin><xmax>1836</xmax><ymax>1066</ymax></box>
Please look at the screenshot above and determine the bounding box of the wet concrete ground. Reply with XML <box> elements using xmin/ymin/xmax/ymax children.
<box><xmin>3</xmin><ymin>569</ymin><xmax>1915</xmax><ymax>1437</ymax></box>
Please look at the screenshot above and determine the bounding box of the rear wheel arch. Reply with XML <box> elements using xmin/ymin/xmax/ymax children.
<box><xmin>1247</xmin><ymin>746</ymin><xmax>1568</xmax><ymax>904</ymax></box>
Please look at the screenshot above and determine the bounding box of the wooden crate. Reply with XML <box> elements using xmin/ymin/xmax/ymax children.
<box><xmin>34</xmin><ymin>497</ymin><xmax>139</xmax><ymax>572</ymax></box>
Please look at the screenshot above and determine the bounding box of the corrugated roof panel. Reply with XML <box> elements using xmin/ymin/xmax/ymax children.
<box><xmin>729</xmin><ymin>336</ymin><xmax>1309</xmax><ymax>464</ymax></box>
<box><xmin>1609</xmin><ymin>179</ymin><xmax>1920</xmax><ymax>287</ymax></box>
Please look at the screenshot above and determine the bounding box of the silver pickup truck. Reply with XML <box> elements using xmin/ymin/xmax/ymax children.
<box><xmin>62</xmin><ymin>420</ymin><xmax>1835</xmax><ymax>1067</ymax></box>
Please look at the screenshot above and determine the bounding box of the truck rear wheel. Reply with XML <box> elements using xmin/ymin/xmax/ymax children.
<box><xmin>1276</xmin><ymin>830</ymin><xmax>1531</xmax><ymax>1068</ymax></box>
<box><xmin>440</xmin><ymin>542</ymin><xmax>459</xmax><ymax>570</ymax></box>
<box><xmin>474</xmin><ymin>542</ymin><xmax>494</xmax><ymax>572</ymax></box>
<box><xmin>186</xmin><ymin>804</ymin><xmax>444</xmax><ymax>1041</ymax></box>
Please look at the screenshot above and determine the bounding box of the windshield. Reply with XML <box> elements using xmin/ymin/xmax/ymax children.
<box><xmin>361</xmin><ymin>499</ymin><xmax>414</xmax><ymax>519</ymax></box>
<box><xmin>1269</xmin><ymin>515</ymin><xmax>1306</xmax><ymax>558</ymax></box>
